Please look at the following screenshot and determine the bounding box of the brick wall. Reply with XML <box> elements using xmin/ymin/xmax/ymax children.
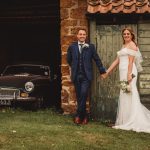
<box><xmin>60</xmin><ymin>0</ymin><xmax>88</xmax><ymax>113</ymax></box>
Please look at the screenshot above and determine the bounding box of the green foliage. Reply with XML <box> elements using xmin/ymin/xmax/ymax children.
<box><xmin>0</xmin><ymin>108</ymin><xmax>150</xmax><ymax>150</ymax></box>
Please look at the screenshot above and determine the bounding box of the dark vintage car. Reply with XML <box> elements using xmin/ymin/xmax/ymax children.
<box><xmin>0</xmin><ymin>64</ymin><xmax>54</xmax><ymax>109</ymax></box>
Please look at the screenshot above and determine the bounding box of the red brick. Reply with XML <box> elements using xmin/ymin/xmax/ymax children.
<box><xmin>61</xmin><ymin>35</ymin><xmax>76</xmax><ymax>45</ymax></box>
<box><xmin>70</xmin><ymin>8</ymin><xmax>87</xmax><ymax>19</ymax></box>
<box><xmin>60</xmin><ymin>0</ymin><xmax>76</xmax><ymax>8</ymax></box>
<box><xmin>61</xmin><ymin>89</ymin><xmax>69</xmax><ymax>103</ymax></box>
<box><xmin>61</xmin><ymin>20</ymin><xmax>78</xmax><ymax>27</ymax></box>
<box><xmin>60</xmin><ymin>8</ymin><xmax>69</xmax><ymax>20</ymax></box>
<box><xmin>61</xmin><ymin>27</ymin><xmax>70</xmax><ymax>37</ymax></box>
<box><xmin>61</xmin><ymin>65</ymin><xmax>69</xmax><ymax>76</ymax></box>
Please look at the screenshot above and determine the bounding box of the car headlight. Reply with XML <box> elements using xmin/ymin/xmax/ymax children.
<box><xmin>25</xmin><ymin>82</ymin><xmax>34</xmax><ymax>92</ymax></box>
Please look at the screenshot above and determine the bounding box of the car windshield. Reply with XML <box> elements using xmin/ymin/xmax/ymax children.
<box><xmin>2</xmin><ymin>65</ymin><xmax>50</xmax><ymax>76</ymax></box>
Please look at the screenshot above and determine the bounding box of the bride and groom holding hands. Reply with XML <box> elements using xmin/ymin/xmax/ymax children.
<box><xmin>67</xmin><ymin>28</ymin><xmax>150</xmax><ymax>133</ymax></box>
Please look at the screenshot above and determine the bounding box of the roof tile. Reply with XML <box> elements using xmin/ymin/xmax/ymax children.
<box><xmin>87</xmin><ymin>0</ymin><xmax>150</xmax><ymax>13</ymax></box>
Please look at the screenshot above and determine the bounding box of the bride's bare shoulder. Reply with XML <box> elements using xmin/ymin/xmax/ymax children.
<box><xmin>128</xmin><ymin>41</ymin><xmax>138</xmax><ymax>51</ymax></box>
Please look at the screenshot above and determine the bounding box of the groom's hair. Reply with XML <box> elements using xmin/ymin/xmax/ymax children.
<box><xmin>77</xmin><ymin>28</ymin><xmax>87</xmax><ymax>34</ymax></box>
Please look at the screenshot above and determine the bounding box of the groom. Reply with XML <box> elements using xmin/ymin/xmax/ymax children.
<box><xmin>67</xmin><ymin>28</ymin><xmax>106</xmax><ymax>124</ymax></box>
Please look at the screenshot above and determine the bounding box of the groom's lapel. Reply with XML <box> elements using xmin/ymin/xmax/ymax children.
<box><xmin>74</xmin><ymin>42</ymin><xmax>79</xmax><ymax>59</ymax></box>
<box><xmin>83</xmin><ymin>43</ymin><xmax>89</xmax><ymax>59</ymax></box>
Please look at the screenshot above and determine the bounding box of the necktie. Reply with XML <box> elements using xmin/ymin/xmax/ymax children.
<box><xmin>79</xmin><ymin>44</ymin><xmax>83</xmax><ymax>53</ymax></box>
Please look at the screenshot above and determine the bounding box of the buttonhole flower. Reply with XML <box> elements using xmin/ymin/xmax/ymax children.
<box><xmin>82</xmin><ymin>43</ymin><xmax>89</xmax><ymax>49</ymax></box>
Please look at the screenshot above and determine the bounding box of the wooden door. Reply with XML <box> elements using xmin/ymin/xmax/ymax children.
<box><xmin>90</xmin><ymin>24</ymin><xmax>137</xmax><ymax>121</ymax></box>
<box><xmin>138</xmin><ymin>24</ymin><xmax>150</xmax><ymax>109</ymax></box>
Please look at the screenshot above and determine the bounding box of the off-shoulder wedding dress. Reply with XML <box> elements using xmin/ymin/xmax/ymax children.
<box><xmin>113</xmin><ymin>48</ymin><xmax>150</xmax><ymax>133</ymax></box>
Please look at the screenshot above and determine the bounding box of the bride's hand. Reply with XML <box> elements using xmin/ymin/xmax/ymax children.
<box><xmin>128</xmin><ymin>74</ymin><xmax>132</xmax><ymax>83</ymax></box>
<box><xmin>101</xmin><ymin>72</ymin><xmax>108</xmax><ymax>79</ymax></box>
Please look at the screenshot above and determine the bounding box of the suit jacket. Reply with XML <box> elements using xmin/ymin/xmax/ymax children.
<box><xmin>67</xmin><ymin>42</ymin><xmax>106</xmax><ymax>82</ymax></box>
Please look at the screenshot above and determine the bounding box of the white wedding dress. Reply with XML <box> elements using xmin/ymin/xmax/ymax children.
<box><xmin>113</xmin><ymin>48</ymin><xmax>150</xmax><ymax>133</ymax></box>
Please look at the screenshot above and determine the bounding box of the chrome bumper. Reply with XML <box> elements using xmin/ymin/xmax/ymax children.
<box><xmin>0</xmin><ymin>87</ymin><xmax>36</xmax><ymax>106</ymax></box>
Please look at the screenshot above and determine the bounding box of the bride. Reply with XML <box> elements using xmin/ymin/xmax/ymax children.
<box><xmin>103</xmin><ymin>27</ymin><xmax>150</xmax><ymax>133</ymax></box>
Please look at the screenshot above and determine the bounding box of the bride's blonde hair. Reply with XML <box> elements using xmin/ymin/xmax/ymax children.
<box><xmin>122</xmin><ymin>27</ymin><xmax>137</xmax><ymax>46</ymax></box>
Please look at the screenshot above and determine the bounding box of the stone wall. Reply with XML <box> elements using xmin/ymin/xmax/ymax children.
<box><xmin>60</xmin><ymin>0</ymin><xmax>88</xmax><ymax>113</ymax></box>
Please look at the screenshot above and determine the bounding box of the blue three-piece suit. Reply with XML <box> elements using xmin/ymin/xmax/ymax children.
<box><xmin>67</xmin><ymin>42</ymin><xmax>106</xmax><ymax>119</ymax></box>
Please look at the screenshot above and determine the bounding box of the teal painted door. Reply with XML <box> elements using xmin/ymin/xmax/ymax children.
<box><xmin>90</xmin><ymin>24</ymin><xmax>137</xmax><ymax>121</ymax></box>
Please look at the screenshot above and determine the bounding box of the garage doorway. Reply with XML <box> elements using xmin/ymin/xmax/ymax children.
<box><xmin>0</xmin><ymin>0</ymin><xmax>61</xmax><ymax>109</ymax></box>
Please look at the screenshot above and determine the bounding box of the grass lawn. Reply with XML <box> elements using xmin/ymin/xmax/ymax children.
<box><xmin>0</xmin><ymin>108</ymin><xmax>150</xmax><ymax>150</ymax></box>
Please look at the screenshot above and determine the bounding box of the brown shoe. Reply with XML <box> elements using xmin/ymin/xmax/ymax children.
<box><xmin>82</xmin><ymin>117</ymin><xmax>88</xmax><ymax>125</ymax></box>
<box><xmin>74</xmin><ymin>117</ymin><xmax>81</xmax><ymax>124</ymax></box>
